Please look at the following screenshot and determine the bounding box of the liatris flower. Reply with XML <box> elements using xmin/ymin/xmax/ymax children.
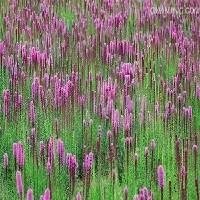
<box><xmin>150</xmin><ymin>192</ymin><xmax>154</xmax><ymax>200</ymax></box>
<box><xmin>17</xmin><ymin>142</ymin><xmax>24</xmax><ymax>170</ymax></box>
<box><xmin>158</xmin><ymin>165</ymin><xmax>165</xmax><ymax>200</ymax></box>
<box><xmin>124</xmin><ymin>186</ymin><xmax>128</xmax><ymax>200</ymax></box>
<box><xmin>125</xmin><ymin>137</ymin><xmax>132</xmax><ymax>146</ymax></box>
<box><xmin>3</xmin><ymin>89</ymin><xmax>10</xmax><ymax>119</ymax></box>
<box><xmin>47</xmin><ymin>137</ymin><xmax>54</xmax><ymax>168</ymax></box>
<box><xmin>57</xmin><ymin>139</ymin><xmax>65</xmax><ymax>167</ymax></box>
<box><xmin>47</xmin><ymin>160</ymin><xmax>52</xmax><ymax>175</ymax></box>
<box><xmin>125</xmin><ymin>123</ymin><xmax>130</xmax><ymax>137</ymax></box>
<box><xmin>158</xmin><ymin>165</ymin><xmax>165</xmax><ymax>188</ymax></box>
<box><xmin>145</xmin><ymin>147</ymin><xmax>149</xmax><ymax>156</ymax></box>
<box><xmin>16</xmin><ymin>171</ymin><xmax>23</xmax><ymax>199</ymax></box>
<box><xmin>76</xmin><ymin>192</ymin><xmax>82</xmax><ymax>200</ymax></box>
<box><xmin>125</xmin><ymin>137</ymin><xmax>132</xmax><ymax>171</ymax></box>
<box><xmin>27</xmin><ymin>189</ymin><xmax>33</xmax><ymax>200</ymax></box>
<box><xmin>181</xmin><ymin>166</ymin><xmax>187</xmax><ymax>199</ymax></box>
<box><xmin>83</xmin><ymin>152</ymin><xmax>94</xmax><ymax>200</ymax></box>
<box><xmin>142</xmin><ymin>187</ymin><xmax>148</xmax><ymax>199</ymax></box>
<box><xmin>31</xmin><ymin>81</ymin><xmax>38</xmax><ymax>102</ymax></box>
<box><xmin>43</xmin><ymin>188</ymin><xmax>50</xmax><ymax>200</ymax></box>
<box><xmin>66</xmin><ymin>153</ymin><xmax>78</xmax><ymax>197</ymax></box>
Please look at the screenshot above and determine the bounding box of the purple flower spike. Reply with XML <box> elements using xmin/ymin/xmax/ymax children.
<box><xmin>145</xmin><ymin>147</ymin><xmax>149</xmax><ymax>156</ymax></box>
<box><xmin>193</xmin><ymin>144</ymin><xmax>198</xmax><ymax>154</ymax></box>
<box><xmin>142</xmin><ymin>187</ymin><xmax>148</xmax><ymax>199</ymax></box>
<box><xmin>47</xmin><ymin>161</ymin><xmax>52</xmax><ymax>175</ymax></box>
<box><xmin>76</xmin><ymin>192</ymin><xmax>82</xmax><ymax>200</ymax></box>
<box><xmin>43</xmin><ymin>188</ymin><xmax>50</xmax><ymax>200</ymax></box>
<box><xmin>13</xmin><ymin>143</ymin><xmax>18</xmax><ymax>158</ymax></box>
<box><xmin>158</xmin><ymin>165</ymin><xmax>165</xmax><ymax>189</ymax></box>
<box><xmin>107</xmin><ymin>130</ymin><xmax>112</xmax><ymax>138</ymax></box>
<box><xmin>16</xmin><ymin>171</ymin><xmax>23</xmax><ymax>198</ymax></box>
<box><xmin>124</xmin><ymin>186</ymin><xmax>128</xmax><ymax>200</ymax></box>
<box><xmin>27</xmin><ymin>189</ymin><xmax>33</xmax><ymax>200</ymax></box>
<box><xmin>57</xmin><ymin>138</ymin><xmax>65</xmax><ymax>167</ymax></box>
<box><xmin>17</xmin><ymin>142</ymin><xmax>25</xmax><ymax>169</ymax></box>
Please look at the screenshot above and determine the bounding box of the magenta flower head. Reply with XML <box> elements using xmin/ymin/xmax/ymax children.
<box><xmin>89</xmin><ymin>119</ymin><xmax>93</xmax><ymax>127</ymax></box>
<box><xmin>125</xmin><ymin>137</ymin><xmax>133</xmax><ymax>146</ymax></box>
<box><xmin>145</xmin><ymin>147</ymin><xmax>149</xmax><ymax>156</ymax></box>
<box><xmin>193</xmin><ymin>144</ymin><xmax>198</xmax><ymax>154</ymax></box>
<box><xmin>31</xmin><ymin>128</ymin><xmax>36</xmax><ymax>143</ymax></box>
<box><xmin>107</xmin><ymin>130</ymin><xmax>112</xmax><ymax>138</ymax></box>
<box><xmin>124</xmin><ymin>186</ymin><xmax>128</xmax><ymax>200</ymax></box>
<box><xmin>157</xmin><ymin>165</ymin><xmax>165</xmax><ymax>189</ymax></box>
<box><xmin>16</xmin><ymin>171</ymin><xmax>23</xmax><ymax>198</ymax></box>
<box><xmin>43</xmin><ymin>188</ymin><xmax>50</xmax><ymax>200</ymax></box>
<box><xmin>142</xmin><ymin>187</ymin><xmax>148</xmax><ymax>199</ymax></box>
<box><xmin>13</xmin><ymin>143</ymin><xmax>18</xmax><ymax>158</ymax></box>
<box><xmin>181</xmin><ymin>166</ymin><xmax>186</xmax><ymax>177</ymax></box>
<box><xmin>27</xmin><ymin>189</ymin><xmax>33</xmax><ymax>200</ymax></box>
<box><xmin>47</xmin><ymin>161</ymin><xmax>52</xmax><ymax>175</ymax></box>
<box><xmin>17</xmin><ymin>142</ymin><xmax>25</xmax><ymax>168</ymax></box>
<box><xmin>83</xmin><ymin>152</ymin><xmax>94</xmax><ymax>173</ymax></box>
<box><xmin>57</xmin><ymin>138</ymin><xmax>65</xmax><ymax>166</ymax></box>
<box><xmin>76</xmin><ymin>192</ymin><xmax>82</xmax><ymax>200</ymax></box>
<box><xmin>4</xmin><ymin>153</ymin><xmax>8</xmax><ymax>168</ymax></box>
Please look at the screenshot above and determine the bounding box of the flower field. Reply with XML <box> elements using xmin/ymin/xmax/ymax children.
<box><xmin>0</xmin><ymin>0</ymin><xmax>199</xmax><ymax>199</ymax></box>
